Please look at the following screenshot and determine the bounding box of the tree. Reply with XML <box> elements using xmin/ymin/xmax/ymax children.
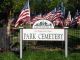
<box><xmin>0</xmin><ymin>0</ymin><xmax>13</xmax><ymax>23</ymax></box>
<box><xmin>12</xmin><ymin>0</ymin><xmax>26</xmax><ymax>18</ymax></box>
<box><xmin>63</xmin><ymin>0</ymin><xmax>80</xmax><ymax>17</ymax></box>
<box><xmin>30</xmin><ymin>0</ymin><xmax>58</xmax><ymax>15</ymax></box>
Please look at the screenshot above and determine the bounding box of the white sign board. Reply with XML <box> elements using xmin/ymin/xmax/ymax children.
<box><xmin>23</xmin><ymin>29</ymin><xmax>64</xmax><ymax>41</ymax></box>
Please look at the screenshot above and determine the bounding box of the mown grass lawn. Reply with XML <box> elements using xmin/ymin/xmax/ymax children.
<box><xmin>0</xmin><ymin>50</ymin><xmax>80</xmax><ymax>60</ymax></box>
<box><xmin>0</xmin><ymin>27</ymin><xmax>79</xmax><ymax>60</ymax></box>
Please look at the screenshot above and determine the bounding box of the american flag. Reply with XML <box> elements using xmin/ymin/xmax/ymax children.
<box><xmin>75</xmin><ymin>15</ymin><xmax>80</xmax><ymax>25</ymax></box>
<box><xmin>31</xmin><ymin>14</ymin><xmax>44</xmax><ymax>24</ymax></box>
<box><xmin>74</xmin><ymin>10</ymin><xmax>80</xmax><ymax>25</ymax></box>
<box><xmin>74</xmin><ymin>10</ymin><xmax>80</xmax><ymax>20</ymax></box>
<box><xmin>52</xmin><ymin>10</ymin><xmax>63</xmax><ymax>21</ymax></box>
<box><xmin>66</xmin><ymin>11</ymin><xmax>71</xmax><ymax>21</ymax></box>
<box><xmin>71</xmin><ymin>10</ymin><xmax>80</xmax><ymax>27</ymax></box>
<box><xmin>52</xmin><ymin>2</ymin><xmax>65</xmax><ymax>26</ymax></box>
<box><xmin>15</xmin><ymin>0</ymin><xmax>30</xmax><ymax>27</ymax></box>
<box><xmin>64</xmin><ymin>11</ymin><xmax>72</xmax><ymax>27</ymax></box>
<box><xmin>77</xmin><ymin>16</ymin><xmax>80</xmax><ymax>25</ymax></box>
<box><xmin>44</xmin><ymin>2</ymin><xmax>65</xmax><ymax>21</ymax></box>
<box><xmin>43</xmin><ymin>8</ymin><xmax>56</xmax><ymax>21</ymax></box>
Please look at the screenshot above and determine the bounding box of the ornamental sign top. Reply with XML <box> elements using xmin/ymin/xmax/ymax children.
<box><xmin>32</xmin><ymin>20</ymin><xmax>54</xmax><ymax>29</ymax></box>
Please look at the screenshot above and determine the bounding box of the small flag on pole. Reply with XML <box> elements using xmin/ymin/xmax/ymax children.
<box><xmin>15</xmin><ymin>0</ymin><xmax>30</xmax><ymax>27</ymax></box>
<box><xmin>67</xmin><ymin>11</ymin><xmax>71</xmax><ymax>21</ymax></box>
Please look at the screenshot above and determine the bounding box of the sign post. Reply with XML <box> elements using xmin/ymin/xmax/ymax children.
<box><xmin>19</xmin><ymin>27</ymin><xmax>23</xmax><ymax>59</ymax></box>
<box><xmin>64</xmin><ymin>27</ymin><xmax>68</xmax><ymax>58</ymax></box>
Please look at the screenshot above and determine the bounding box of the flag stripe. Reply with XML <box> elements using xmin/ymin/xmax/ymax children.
<box><xmin>15</xmin><ymin>1</ymin><xmax>30</xmax><ymax>27</ymax></box>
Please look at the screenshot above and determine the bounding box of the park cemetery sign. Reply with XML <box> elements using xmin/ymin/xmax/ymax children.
<box><xmin>19</xmin><ymin>20</ymin><xmax>68</xmax><ymax>59</ymax></box>
<box><xmin>23</xmin><ymin>29</ymin><xmax>64</xmax><ymax>41</ymax></box>
<box><xmin>23</xmin><ymin>20</ymin><xmax>64</xmax><ymax>41</ymax></box>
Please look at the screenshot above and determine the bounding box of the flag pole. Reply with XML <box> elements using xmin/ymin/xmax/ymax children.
<box><xmin>28</xmin><ymin>0</ymin><xmax>31</xmax><ymax>28</ymax></box>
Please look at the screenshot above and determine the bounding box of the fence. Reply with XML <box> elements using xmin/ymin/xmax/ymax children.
<box><xmin>68</xmin><ymin>27</ymin><xmax>80</xmax><ymax>52</ymax></box>
<box><xmin>0</xmin><ymin>28</ymin><xmax>10</xmax><ymax>51</ymax></box>
<box><xmin>0</xmin><ymin>27</ymin><xmax>80</xmax><ymax>52</ymax></box>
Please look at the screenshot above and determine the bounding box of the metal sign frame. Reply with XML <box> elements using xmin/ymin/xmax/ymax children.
<box><xmin>19</xmin><ymin>27</ymin><xmax>68</xmax><ymax>59</ymax></box>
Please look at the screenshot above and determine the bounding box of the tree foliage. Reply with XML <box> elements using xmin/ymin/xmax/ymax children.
<box><xmin>30</xmin><ymin>0</ymin><xmax>58</xmax><ymax>15</ymax></box>
<box><xmin>0</xmin><ymin>0</ymin><xmax>13</xmax><ymax>24</ymax></box>
<box><xmin>64</xmin><ymin>0</ymin><xmax>80</xmax><ymax>16</ymax></box>
<box><xmin>0</xmin><ymin>0</ymin><xmax>80</xmax><ymax>20</ymax></box>
<box><xmin>12</xmin><ymin>0</ymin><xmax>26</xmax><ymax>18</ymax></box>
